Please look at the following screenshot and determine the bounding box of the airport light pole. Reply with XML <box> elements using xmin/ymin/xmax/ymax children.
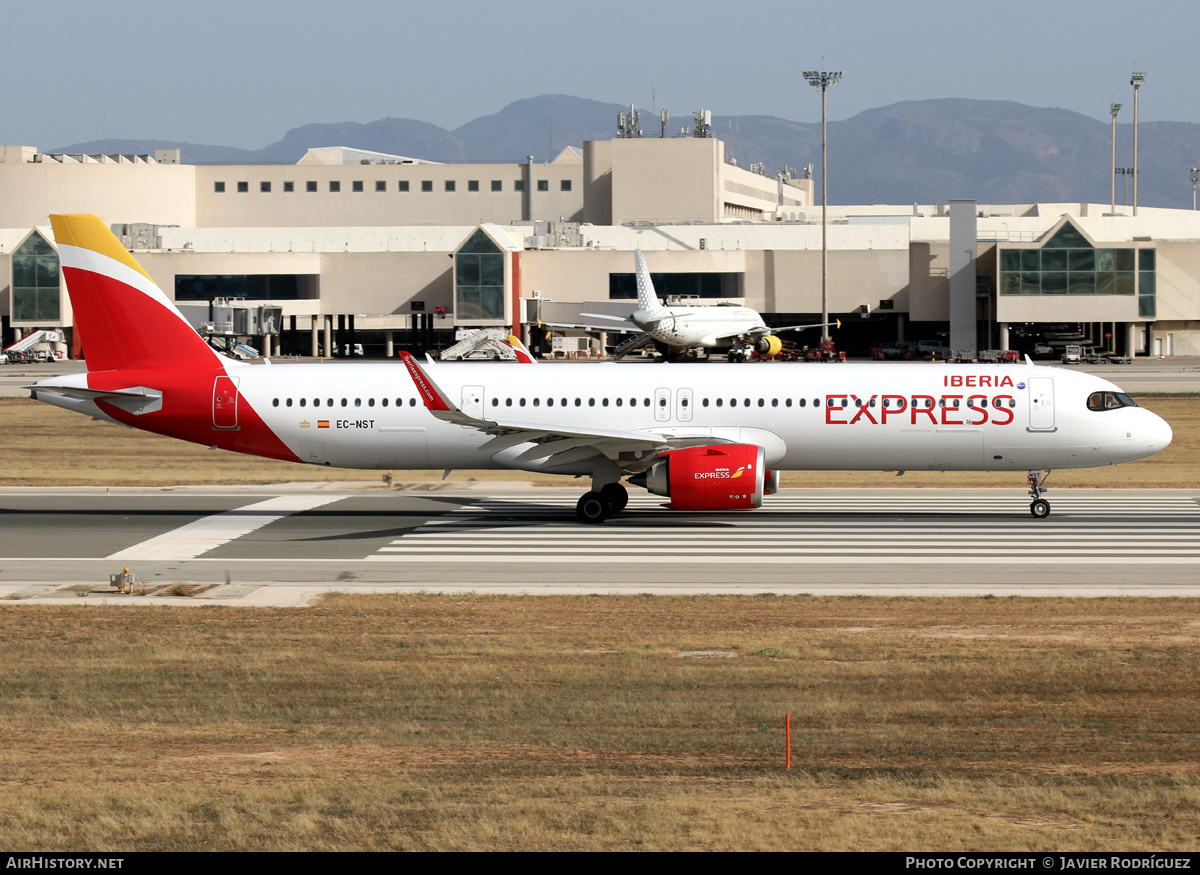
<box><xmin>1191</xmin><ymin>168</ymin><xmax>1199</xmax><ymax>211</ymax></box>
<box><xmin>803</xmin><ymin>70</ymin><xmax>842</xmax><ymax>342</ymax></box>
<box><xmin>1110</xmin><ymin>103</ymin><xmax>1122</xmax><ymax>214</ymax></box>
<box><xmin>1131</xmin><ymin>72</ymin><xmax>1145</xmax><ymax>216</ymax></box>
<box><xmin>1116</xmin><ymin>168</ymin><xmax>1133</xmax><ymax>205</ymax></box>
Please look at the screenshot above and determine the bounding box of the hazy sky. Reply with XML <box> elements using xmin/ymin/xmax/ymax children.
<box><xmin>6</xmin><ymin>0</ymin><xmax>1198</xmax><ymax>150</ymax></box>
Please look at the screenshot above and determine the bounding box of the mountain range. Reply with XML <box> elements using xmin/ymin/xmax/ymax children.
<box><xmin>53</xmin><ymin>95</ymin><xmax>1200</xmax><ymax>210</ymax></box>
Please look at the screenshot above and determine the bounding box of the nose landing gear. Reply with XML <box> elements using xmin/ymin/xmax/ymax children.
<box><xmin>1027</xmin><ymin>469</ymin><xmax>1052</xmax><ymax>519</ymax></box>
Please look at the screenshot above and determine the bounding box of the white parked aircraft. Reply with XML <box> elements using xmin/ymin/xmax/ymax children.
<box><xmin>543</xmin><ymin>250</ymin><xmax>835</xmax><ymax>360</ymax></box>
<box><xmin>32</xmin><ymin>214</ymin><xmax>1172</xmax><ymax>524</ymax></box>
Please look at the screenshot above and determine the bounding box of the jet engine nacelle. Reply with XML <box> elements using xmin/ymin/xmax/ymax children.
<box><xmin>755</xmin><ymin>335</ymin><xmax>783</xmax><ymax>357</ymax></box>
<box><xmin>634</xmin><ymin>444</ymin><xmax>766</xmax><ymax>510</ymax></box>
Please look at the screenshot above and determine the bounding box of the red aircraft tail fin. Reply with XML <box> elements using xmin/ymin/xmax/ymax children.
<box><xmin>49</xmin><ymin>214</ymin><xmax>221</xmax><ymax>372</ymax></box>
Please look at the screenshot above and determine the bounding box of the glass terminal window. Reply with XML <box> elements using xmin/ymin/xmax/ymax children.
<box><xmin>455</xmin><ymin>229</ymin><xmax>505</xmax><ymax>320</ymax></box>
<box><xmin>12</xmin><ymin>232</ymin><xmax>60</xmax><ymax>321</ymax></box>
<box><xmin>999</xmin><ymin>220</ymin><xmax>1151</xmax><ymax>304</ymax></box>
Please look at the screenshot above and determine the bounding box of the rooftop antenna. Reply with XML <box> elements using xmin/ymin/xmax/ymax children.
<box><xmin>617</xmin><ymin>104</ymin><xmax>642</xmax><ymax>138</ymax></box>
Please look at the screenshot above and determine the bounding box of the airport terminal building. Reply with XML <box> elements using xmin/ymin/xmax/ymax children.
<box><xmin>2</xmin><ymin>134</ymin><xmax>1197</xmax><ymax>359</ymax></box>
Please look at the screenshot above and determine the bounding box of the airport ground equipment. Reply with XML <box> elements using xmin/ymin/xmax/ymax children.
<box><xmin>440</xmin><ymin>328</ymin><xmax>519</xmax><ymax>361</ymax></box>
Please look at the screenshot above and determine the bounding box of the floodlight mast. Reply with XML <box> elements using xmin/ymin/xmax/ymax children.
<box><xmin>1191</xmin><ymin>168</ymin><xmax>1199</xmax><ymax>211</ymax></box>
<box><xmin>1131</xmin><ymin>72</ymin><xmax>1145</xmax><ymax>217</ymax></box>
<box><xmin>804</xmin><ymin>70</ymin><xmax>842</xmax><ymax>342</ymax></box>
<box><xmin>1110</xmin><ymin>103</ymin><xmax>1122</xmax><ymax>214</ymax></box>
<box><xmin>1116</xmin><ymin>168</ymin><xmax>1133</xmax><ymax>205</ymax></box>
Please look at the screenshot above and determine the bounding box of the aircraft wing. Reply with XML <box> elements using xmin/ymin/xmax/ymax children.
<box><xmin>742</xmin><ymin>319</ymin><xmax>841</xmax><ymax>338</ymax></box>
<box><xmin>706</xmin><ymin>319</ymin><xmax>841</xmax><ymax>344</ymax></box>
<box><xmin>397</xmin><ymin>352</ymin><xmax>728</xmax><ymax>468</ymax></box>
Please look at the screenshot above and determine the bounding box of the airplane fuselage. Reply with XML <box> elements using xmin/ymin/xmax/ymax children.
<box><xmin>634</xmin><ymin>306</ymin><xmax>766</xmax><ymax>348</ymax></box>
<box><xmin>38</xmin><ymin>360</ymin><xmax>1172</xmax><ymax>478</ymax></box>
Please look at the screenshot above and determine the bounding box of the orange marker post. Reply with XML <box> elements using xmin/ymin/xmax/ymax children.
<box><xmin>786</xmin><ymin>714</ymin><xmax>791</xmax><ymax>769</ymax></box>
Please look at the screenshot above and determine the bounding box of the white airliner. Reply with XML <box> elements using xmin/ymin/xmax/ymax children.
<box><xmin>543</xmin><ymin>250</ymin><xmax>835</xmax><ymax>360</ymax></box>
<box><xmin>31</xmin><ymin>214</ymin><xmax>1172</xmax><ymax>524</ymax></box>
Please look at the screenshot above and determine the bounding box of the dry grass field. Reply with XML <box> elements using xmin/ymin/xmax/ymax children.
<box><xmin>2</xmin><ymin>594</ymin><xmax>1199</xmax><ymax>851</ymax></box>
<box><xmin>1</xmin><ymin>394</ymin><xmax>1195</xmax><ymax>488</ymax></box>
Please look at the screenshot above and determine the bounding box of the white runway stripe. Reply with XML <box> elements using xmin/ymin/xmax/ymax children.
<box><xmin>107</xmin><ymin>495</ymin><xmax>344</xmax><ymax>561</ymax></box>
<box><xmin>367</xmin><ymin>493</ymin><xmax>1200</xmax><ymax>565</ymax></box>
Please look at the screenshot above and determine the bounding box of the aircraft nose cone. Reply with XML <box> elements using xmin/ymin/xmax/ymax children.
<box><xmin>1148</xmin><ymin>413</ymin><xmax>1173</xmax><ymax>452</ymax></box>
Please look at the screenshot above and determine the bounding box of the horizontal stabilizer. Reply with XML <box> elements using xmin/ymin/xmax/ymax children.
<box><xmin>29</xmin><ymin>380</ymin><xmax>163</xmax><ymax>415</ymax></box>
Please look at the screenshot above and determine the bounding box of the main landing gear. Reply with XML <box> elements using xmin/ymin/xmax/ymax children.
<box><xmin>1027</xmin><ymin>469</ymin><xmax>1052</xmax><ymax>519</ymax></box>
<box><xmin>576</xmin><ymin>482</ymin><xmax>629</xmax><ymax>524</ymax></box>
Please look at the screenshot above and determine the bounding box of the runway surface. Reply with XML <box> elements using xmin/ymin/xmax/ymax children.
<box><xmin>1</xmin><ymin>486</ymin><xmax>1197</xmax><ymax>604</ymax></box>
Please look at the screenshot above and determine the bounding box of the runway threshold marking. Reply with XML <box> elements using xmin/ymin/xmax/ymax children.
<box><xmin>106</xmin><ymin>495</ymin><xmax>344</xmax><ymax>561</ymax></box>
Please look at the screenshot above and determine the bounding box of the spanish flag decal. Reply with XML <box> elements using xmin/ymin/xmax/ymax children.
<box><xmin>318</xmin><ymin>420</ymin><xmax>330</xmax><ymax>429</ymax></box>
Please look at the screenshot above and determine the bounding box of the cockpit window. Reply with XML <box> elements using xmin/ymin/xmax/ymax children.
<box><xmin>1087</xmin><ymin>391</ymin><xmax>1137</xmax><ymax>411</ymax></box>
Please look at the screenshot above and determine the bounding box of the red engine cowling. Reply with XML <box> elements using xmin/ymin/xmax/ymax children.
<box><xmin>638</xmin><ymin>444</ymin><xmax>766</xmax><ymax>510</ymax></box>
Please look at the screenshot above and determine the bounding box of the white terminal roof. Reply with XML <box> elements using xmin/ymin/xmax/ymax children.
<box><xmin>296</xmin><ymin>146</ymin><xmax>441</xmax><ymax>166</ymax></box>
